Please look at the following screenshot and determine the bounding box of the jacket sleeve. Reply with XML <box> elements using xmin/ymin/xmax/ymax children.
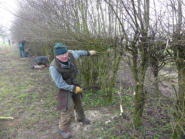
<box><xmin>68</xmin><ymin>50</ymin><xmax>89</xmax><ymax>60</ymax></box>
<box><xmin>49</xmin><ymin>66</ymin><xmax>75</xmax><ymax>92</ymax></box>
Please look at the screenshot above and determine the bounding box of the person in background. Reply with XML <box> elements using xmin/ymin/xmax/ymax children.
<box><xmin>18</xmin><ymin>40</ymin><xmax>25</xmax><ymax>57</ymax></box>
<box><xmin>32</xmin><ymin>56</ymin><xmax>49</xmax><ymax>69</ymax></box>
<box><xmin>49</xmin><ymin>43</ymin><xmax>96</xmax><ymax>139</ymax></box>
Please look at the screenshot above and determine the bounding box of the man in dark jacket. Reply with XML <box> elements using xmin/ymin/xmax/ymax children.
<box><xmin>49</xmin><ymin>43</ymin><xmax>96</xmax><ymax>139</ymax></box>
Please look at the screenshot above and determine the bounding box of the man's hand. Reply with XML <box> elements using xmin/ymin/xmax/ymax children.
<box><xmin>89</xmin><ymin>50</ymin><xmax>97</xmax><ymax>56</ymax></box>
<box><xmin>74</xmin><ymin>86</ymin><xmax>82</xmax><ymax>94</ymax></box>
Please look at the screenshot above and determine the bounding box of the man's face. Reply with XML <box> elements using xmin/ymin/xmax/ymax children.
<box><xmin>56</xmin><ymin>52</ymin><xmax>69</xmax><ymax>62</ymax></box>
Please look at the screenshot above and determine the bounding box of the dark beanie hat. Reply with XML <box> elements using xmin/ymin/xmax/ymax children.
<box><xmin>54</xmin><ymin>43</ymin><xmax>68</xmax><ymax>56</ymax></box>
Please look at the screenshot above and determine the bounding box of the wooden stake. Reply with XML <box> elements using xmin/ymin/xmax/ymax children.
<box><xmin>0</xmin><ymin>117</ymin><xmax>14</xmax><ymax>120</ymax></box>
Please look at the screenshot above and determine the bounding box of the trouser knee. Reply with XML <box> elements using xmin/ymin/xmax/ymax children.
<box><xmin>59</xmin><ymin>108</ymin><xmax>73</xmax><ymax>131</ymax></box>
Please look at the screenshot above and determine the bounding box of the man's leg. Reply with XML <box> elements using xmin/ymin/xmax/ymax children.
<box><xmin>59</xmin><ymin>107</ymin><xmax>73</xmax><ymax>138</ymax></box>
<box><xmin>19</xmin><ymin>48</ymin><xmax>22</xmax><ymax>57</ymax></box>
<box><xmin>72</xmin><ymin>94</ymin><xmax>90</xmax><ymax>125</ymax></box>
<box><xmin>22</xmin><ymin>48</ymin><xmax>25</xmax><ymax>57</ymax></box>
<box><xmin>59</xmin><ymin>108</ymin><xmax>73</xmax><ymax>131</ymax></box>
<box><xmin>58</xmin><ymin>89</ymin><xmax>74</xmax><ymax>138</ymax></box>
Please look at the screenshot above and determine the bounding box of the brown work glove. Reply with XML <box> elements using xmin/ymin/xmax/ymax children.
<box><xmin>74</xmin><ymin>86</ymin><xmax>82</xmax><ymax>94</ymax></box>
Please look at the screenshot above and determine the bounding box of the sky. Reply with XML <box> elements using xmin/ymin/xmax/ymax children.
<box><xmin>0</xmin><ymin>0</ymin><xmax>18</xmax><ymax>31</ymax></box>
<box><xmin>0</xmin><ymin>0</ymin><xmax>184</xmax><ymax>34</ymax></box>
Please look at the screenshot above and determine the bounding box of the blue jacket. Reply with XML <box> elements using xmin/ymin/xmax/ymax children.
<box><xmin>19</xmin><ymin>42</ymin><xmax>24</xmax><ymax>49</ymax></box>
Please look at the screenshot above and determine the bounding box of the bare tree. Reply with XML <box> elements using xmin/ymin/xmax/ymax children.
<box><xmin>104</xmin><ymin>0</ymin><xmax>154</xmax><ymax>127</ymax></box>
<box><xmin>169</xmin><ymin>0</ymin><xmax>185</xmax><ymax>138</ymax></box>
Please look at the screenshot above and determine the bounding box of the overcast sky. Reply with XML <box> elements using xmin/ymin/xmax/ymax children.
<box><xmin>0</xmin><ymin>0</ymin><xmax>18</xmax><ymax>30</ymax></box>
<box><xmin>0</xmin><ymin>0</ymin><xmax>184</xmax><ymax>33</ymax></box>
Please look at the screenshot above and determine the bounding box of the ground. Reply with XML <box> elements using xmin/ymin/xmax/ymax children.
<box><xmin>0</xmin><ymin>46</ymin><xmax>176</xmax><ymax>139</ymax></box>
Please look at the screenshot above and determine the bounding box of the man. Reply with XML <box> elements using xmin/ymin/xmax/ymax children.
<box><xmin>18</xmin><ymin>40</ymin><xmax>25</xmax><ymax>57</ymax></box>
<box><xmin>32</xmin><ymin>56</ymin><xmax>49</xmax><ymax>69</ymax></box>
<box><xmin>49</xmin><ymin>43</ymin><xmax>96</xmax><ymax>139</ymax></box>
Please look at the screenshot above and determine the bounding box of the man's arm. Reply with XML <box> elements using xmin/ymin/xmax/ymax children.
<box><xmin>49</xmin><ymin>66</ymin><xmax>75</xmax><ymax>92</ymax></box>
<box><xmin>68</xmin><ymin>50</ymin><xmax>89</xmax><ymax>60</ymax></box>
<box><xmin>68</xmin><ymin>50</ymin><xmax>96</xmax><ymax>60</ymax></box>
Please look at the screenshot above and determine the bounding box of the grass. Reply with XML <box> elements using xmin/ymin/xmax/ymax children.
<box><xmin>82</xmin><ymin>89</ymin><xmax>172</xmax><ymax>139</ymax></box>
<box><xmin>83</xmin><ymin>88</ymin><xmax>120</xmax><ymax>108</ymax></box>
<box><xmin>0</xmin><ymin>47</ymin><xmax>59</xmax><ymax>138</ymax></box>
<box><xmin>0</xmin><ymin>46</ymin><xmax>174</xmax><ymax>139</ymax></box>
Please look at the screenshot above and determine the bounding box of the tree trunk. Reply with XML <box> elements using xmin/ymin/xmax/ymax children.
<box><xmin>133</xmin><ymin>63</ymin><xmax>146</xmax><ymax>127</ymax></box>
<box><xmin>173</xmin><ymin>54</ymin><xmax>185</xmax><ymax>139</ymax></box>
<box><xmin>133</xmin><ymin>81</ymin><xmax>145</xmax><ymax>127</ymax></box>
<box><xmin>172</xmin><ymin>0</ymin><xmax>184</xmax><ymax>138</ymax></box>
<box><xmin>132</xmin><ymin>50</ymin><xmax>147</xmax><ymax>127</ymax></box>
<box><xmin>153</xmin><ymin>68</ymin><xmax>161</xmax><ymax>96</ymax></box>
